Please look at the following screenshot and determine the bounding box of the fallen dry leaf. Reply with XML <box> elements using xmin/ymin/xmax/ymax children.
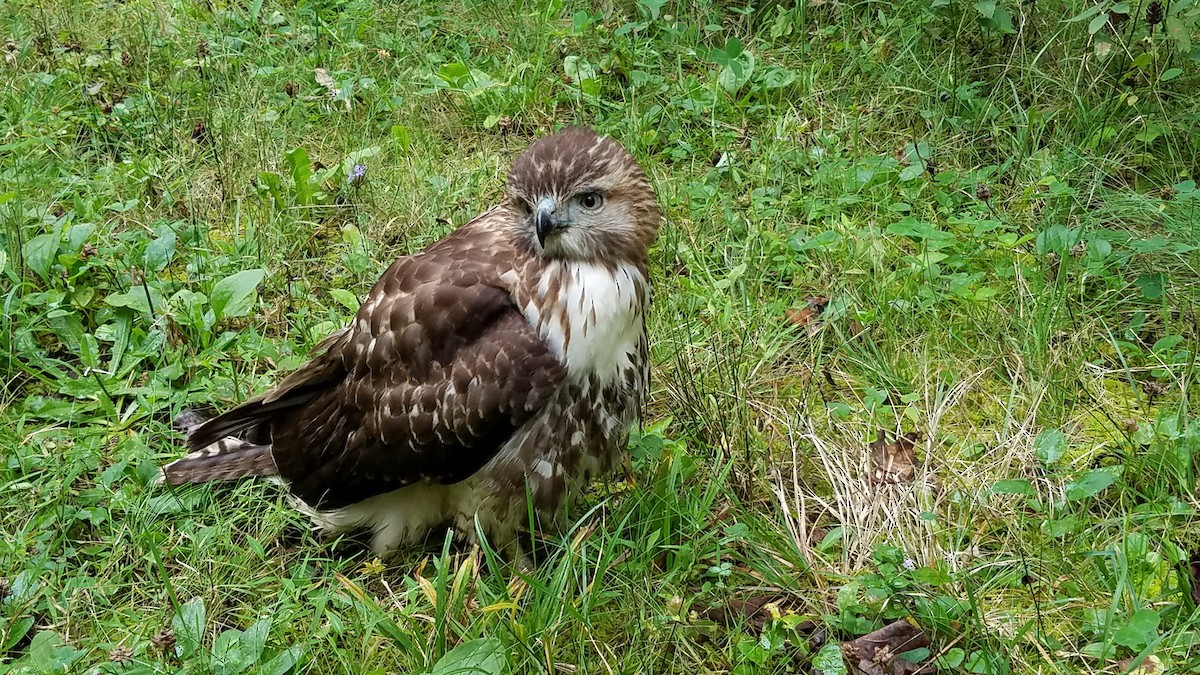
<box><xmin>314</xmin><ymin>67</ymin><xmax>350</xmax><ymax>110</ymax></box>
<box><xmin>1117</xmin><ymin>654</ymin><xmax>1164</xmax><ymax>674</ymax></box>
<box><xmin>870</xmin><ymin>430</ymin><xmax>921</xmax><ymax>484</ymax></box>
<box><xmin>704</xmin><ymin>596</ymin><xmax>773</xmax><ymax>631</ymax></box>
<box><xmin>841</xmin><ymin>619</ymin><xmax>934</xmax><ymax>675</ymax></box>
<box><xmin>314</xmin><ymin>67</ymin><xmax>336</xmax><ymax>92</ymax></box>
<box><xmin>786</xmin><ymin>296</ymin><xmax>830</xmax><ymax>335</ymax></box>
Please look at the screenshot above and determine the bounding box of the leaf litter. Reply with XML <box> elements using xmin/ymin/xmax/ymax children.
<box><xmin>869</xmin><ymin>431</ymin><xmax>921</xmax><ymax>484</ymax></box>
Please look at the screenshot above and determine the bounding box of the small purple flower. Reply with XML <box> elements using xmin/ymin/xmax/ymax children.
<box><xmin>903</xmin><ymin>558</ymin><xmax>917</xmax><ymax>571</ymax></box>
<box><xmin>348</xmin><ymin>163</ymin><xmax>366</xmax><ymax>184</ymax></box>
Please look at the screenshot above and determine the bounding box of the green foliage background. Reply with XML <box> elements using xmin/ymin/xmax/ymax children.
<box><xmin>2</xmin><ymin>0</ymin><xmax>1199</xmax><ymax>673</ymax></box>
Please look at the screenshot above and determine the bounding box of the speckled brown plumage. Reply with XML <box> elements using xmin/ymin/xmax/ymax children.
<box><xmin>162</xmin><ymin>127</ymin><xmax>660</xmax><ymax>560</ymax></box>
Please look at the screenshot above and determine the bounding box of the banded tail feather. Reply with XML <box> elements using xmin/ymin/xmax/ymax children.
<box><xmin>160</xmin><ymin>410</ymin><xmax>279</xmax><ymax>485</ymax></box>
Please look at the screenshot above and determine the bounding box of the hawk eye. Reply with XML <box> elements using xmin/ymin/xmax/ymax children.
<box><xmin>519</xmin><ymin>200</ymin><xmax>533</xmax><ymax>215</ymax></box>
<box><xmin>578</xmin><ymin>191</ymin><xmax>603</xmax><ymax>210</ymax></box>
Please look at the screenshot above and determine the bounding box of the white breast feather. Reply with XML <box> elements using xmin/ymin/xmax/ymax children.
<box><xmin>543</xmin><ymin>261</ymin><xmax>643</xmax><ymax>383</ymax></box>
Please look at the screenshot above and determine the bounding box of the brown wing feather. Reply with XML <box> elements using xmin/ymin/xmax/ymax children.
<box><xmin>183</xmin><ymin>229</ymin><xmax>565</xmax><ymax>510</ymax></box>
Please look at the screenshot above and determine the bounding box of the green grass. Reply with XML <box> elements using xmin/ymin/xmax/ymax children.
<box><xmin>3</xmin><ymin>0</ymin><xmax>1200</xmax><ymax>673</ymax></box>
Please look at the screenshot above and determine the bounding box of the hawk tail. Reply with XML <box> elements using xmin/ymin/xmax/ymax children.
<box><xmin>159</xmin><ymin>410</ymin><xmax>278</xmax><ymax>485</ymax></box>
<box><xmin>161</xmin><ymin>437</ymin><xmax>278</xmax><ymax>485</ymax></box>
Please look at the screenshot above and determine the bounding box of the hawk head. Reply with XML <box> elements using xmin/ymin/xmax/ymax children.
<box><xmin>506</xmin><ymin>127</ymin><xmax>659</xmax><ymax>264</ymax></box>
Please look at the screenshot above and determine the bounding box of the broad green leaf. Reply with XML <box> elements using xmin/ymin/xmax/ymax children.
<box><xmin>1088</xmin><ymin>237</ymin><xmax>1112</xmax><ymax>260</ymax></box>
<box><xmin>1152</xmin><ymin>335</ymin><xmax>1183</xmax><ymax>354</ymax></box>
<box><xmin>107</xmin><ymin>312</ymin><xmax>132</xmax><ymax>373</ymax></box>
<box><xmin>105</xmin><ymin>286</ymin><xmax>166</xmax><ymax>316</ymax></box>
<box><xmin>240</xmin><ymin>618</ymin><xmax>272</xmax><ymax>665</ymax></box>
<box><xmin>210</xmin><ymin>269</ymin><xmax>267</xmax><ymax>321</ymax></box>
<box><xmin>1034</xmin><ymin>429</ymin><xmax>1066</xmax><ymax>466</ymax></box>
<box><xmin>760</xmin><ymin>66</ymin><xmax>796</xmax><ymax>88</ymax></box>
<box><xmin>1165</xmin><ymin>18</ymin><xmax>1191</xmax><ymax>53</ymax></box>
<box><xmin>790</xmin><ymin>229</ymin><xmax>842</xmax><ymax>252</ymax></box>
<box><xmin>106</xmin><ymin>198</ymin><xmax>140</xmax><ymax>212</ymax></box>
<box><xmin>1135</xmin><ymin>273</ymin><xmax>1165</xmax><ymax>300</ymax></box>
<box><xmin>212</xmin><ymin>629</ymin><xmax>245</xmax><ymax>675</ymax></box>
<box><xmin>169</xmin><ymin>289</ymin><xmax>208</xmax><ymax>327</ymax></box>
<box><xmin>811</xmin><ymin>641</ymin><xmax>847</xmax><ymax>674</ymax></box>
<box><xmin>24</xmin><ymin>631</ymin><xmax>85</xmax><ymax>673</ymax></box>
<box><xmin>1065</xmin><ymin>4</ymin><xmax>1103</xmax><ymax>22</ymax></box>
<box><xmin>1114</xmin><ymin>609</ymin><xmax>1159</xmax><ymax>649</ymax></box>
<box><xmin>898</xmin><ymin>163</ymin><xmax>925</xmax><ymax>182</ymax></box>
<box><xmin>974</xmin><ymin>0</ymin><xmax>997</xmax><ymax>19</ymax></box>
<box><xmin>23</xmin><ymin>232</ymin><xmax>59</xmax><ymax>281</ymax></box>
<box><xmin>285</xmin><ymin>147</ymin><xmax>313</xmax><ymax>205</ymax></box>
<box><xmin>1064</xmin><ymin>469</ymin><xmax>1116</xmax><ymax>501</ymax></box>
<box><xmin>438</xmin><ymin>62</ymin><xmax>470</xmax><ymax>87</ymax></box>
<box><xmin>173</xmin><ymin>596</ymin><xmax>207</xmax><ymax>659</ymax></box>
<box><xmin>935</xmin><ymin>647</ymin><xmax>966</xmax><ymax>669</ymax></box>
<box><xmin>988</xmin><ymin>6</ymin><xmax>1016</xmax><ymax>33</ymax></box>
<box><xmin>1043</xmin><ymin>516</ymin><xmax>1081</xmax><ymax>537</ymax></box>
<box><xmin>717</xmin><ymin>55</ymin><xmax>754</xmax><ymax>93</ymax></box>
<box><xmin>1080</xmin><ymin>641</ymin><xmax>1117</xmax><ymax>659</ymax></box>
<box><xmin>329</xmin><ymin>288</ymin><xmax>360</xmax><ymax>312</ymax></box>
<box><xmin>991</xmin><ymin>479</ymin><xmax>1034</xmax><ymax>496</ymax></box>
<box><xmin>392</xmin><ymin>125</ymin><xmax>411</xmax><ymax>153</ymax></box>
<box><xmin>261</xmin><ymin>647</ymin><xmax>301</xmax><ymax>675</ymax></box>
<box><xmin>563</xmin><ymin>56</ymin><xmax>601</xmax><ymax>95</ymax></box>
<box><xmin>66</xmin><ymin>223</ymin><xmax>96</xmax><ymax>253</ymax></box>
<box><xmin>79</xmin><ymin>333</ymin><xmax>101</xmax><ymax>369</ymax></box>
<box><xmin>1161</xmin><ymin>67</ymin><xmax>1183</xmax><ymax>82</ymax></box>
<box><xmin>2</xmin><ymin>616</ymin><xmax>34</xmax><ymax>652</ymax></box>
<box><xmin>725</xmin><ymin>36</ymin><xmax>743</xmax><ymax>59</ymax></box>
<box><xmin>427</xmin><ymin>637</ymin><xmax>505</xmax><ymax>675</ymax></box>
<box><xmin>211</xmin><ymin>618</ymin><xmax>269</xmax><ymax>675</ymax></box>
<box><xmin>258</xmin><ymin>171</ymin><xmax>285</xmax><ymax>207</ymax></box>
<box><xmin>10</xmin><ymin>570</ymin><xmax>41</xmax><ymax>604</ymax></box>
<box><xmin>887</xmin><ymin>217</ymin><xmax>954</xmax><ymax>241</ymax></box>
<box><xmin>1087</xmin><ymin>13</ymin><xmax>1108</xmax><ymax>35</ymax></box>
<box><xmin>898</xmin><ymin>647</ymin><xmax>931</xmax><ymax>663</ymax></box>
<box><xmin>144</xmin><ymin>229</ymin><xmax>177</xmax><ymax>272</ymax></box>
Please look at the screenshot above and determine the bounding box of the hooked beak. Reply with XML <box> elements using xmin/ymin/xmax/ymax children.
<box><xmin>535</xmin><ymin>197</ymin><xmax>563</xmax><ymax>248</ymax></box>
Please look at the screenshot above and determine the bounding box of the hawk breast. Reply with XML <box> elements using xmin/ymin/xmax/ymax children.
<box><xmin>529</xmin><ymin>261</ymin><xmax>647</xmax><ymax>384</ymax></box>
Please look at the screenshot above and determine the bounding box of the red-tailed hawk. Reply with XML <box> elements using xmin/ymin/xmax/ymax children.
<box><xmin>162</xmin><ymin>127</ymin><xmax>660</xmax><ymax>562</ymax></box>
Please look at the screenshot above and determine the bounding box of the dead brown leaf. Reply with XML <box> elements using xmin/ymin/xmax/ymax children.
<box><xmin>704</xmin><ymin>595</ymin><xmax>775</xmax><ymax>631</ymax></box>
<box><xmin>870</xmin><ymin>431</ymin><xmax>921</xmax><ymax>484</ymax></box>
<box><xmin>314</xmin><ymin>67</ymin><xmax>336</xmax><ymax>92</ymax></box>
<box><xmin>786</xmin><ymin>296</ymin><xmax>830</xmax><ymax>335</ymax></box>
<box><xmin>314</xmin><ymin>68</ymin><xmax>350</xmax><ymax>110</ymax></box>
<box><xmin>841</xmin><ymin>619</ymin><xmax>934</xmax><ymax>675</ymax></box>
<box><xmin>1116</xmin><ymin>654</ymin><xmax>1164</xmax><ymax>674</ymax></box>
